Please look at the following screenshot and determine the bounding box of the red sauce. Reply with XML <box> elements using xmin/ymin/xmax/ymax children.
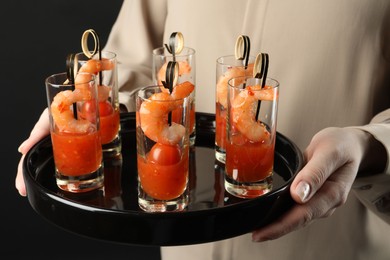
<box><xmin>51</xmin><ymin>131</ymin><xmax>102</xmax><ymax>176</ymax></box>
<box><xmin>225</xmin><ymin>134</ymin><xmax>274</xmax><ymax>182</ymax></box>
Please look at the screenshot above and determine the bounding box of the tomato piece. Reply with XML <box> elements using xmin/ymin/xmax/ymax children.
<box><xmin>230</xmin><ymin>133</ymin><xmax>248</xmax><ymax>145</ymax></box>
<box><xmin>147</xmin><ymin>143</ymin><xmax>182</xmax><ymax>165</ymax></box>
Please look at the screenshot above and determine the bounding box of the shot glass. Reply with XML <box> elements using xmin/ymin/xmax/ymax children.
<box><xmin>225</xmin><ymin>76</ymin><xmax>279</xmax><ymax>198</ymax></box>
<box><xmin>136</xmin><ymin>85</ymin><xmax>191</xmax><ymax>212</ymax></box>
<box><xmin>75</xmin><ymin>51</ymin><xmax>121</xmax><ymax>157</ymax></box>
<box><xmin>215</xmin><ymin>55</ymin><xmax>255</xmax><ymax>164</ymax></box>
<box><xmin>152</xmin><ymin>46</ymin><xmax>196</xmax><ymax>146</ymax></box>
<box><xmin>45</xmin><ymin>72</ymin><xmax>104</xmax><ymax>193</ymax></box>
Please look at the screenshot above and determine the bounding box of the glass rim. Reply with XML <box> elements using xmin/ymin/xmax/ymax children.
<box><xmin>216</xmin><ymin>54</ymin><xmax>256</xmax><ymax>65</ymax></box>
<box><xmin>228</xmin><ymin>76</ymin><xmax>279</xmax><ymax>89</ymax></box>
<box><xmin>75</xmin><ymin>50</ymin><xmax>117</xmax><ymax>60</ymax></box>
<box><xmin>45</xmin><ymin>72</ymin><xmax>96</xmax><ymax>87</ymax></box>
<box><xmin>152</xmin><ymin>46</ymin><xmax>196</xmax><ymax>57</ymax></box>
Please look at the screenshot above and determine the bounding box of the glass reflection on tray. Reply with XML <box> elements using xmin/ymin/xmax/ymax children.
<box><xmin>53</xmin><ymin>145</ymin><xmax>290</xmax><ymax>212</ymax></box>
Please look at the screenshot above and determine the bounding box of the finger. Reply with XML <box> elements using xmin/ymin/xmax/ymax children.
<box><xmin>16</xmin><ymin>154</ymin><xmax>27</xmax><ymax>197</ymax></box>
<box><xmin>252</xmin><ymin>186</ymin><xmax>340</xmax><ymax>242</ymax></box>
<box><xmin>16</xmin><ymin>109</ymin><xmax>49</xmax><ymax>197</ymax></box>
<box><xmin>18</xmin><ymin>109</ymin><xmax>50</xmax><ymax>154</ymax></box>
<box><xmin>254</xmin><ymin>166</ymin><xmax>354</xmax><ymax>242</ymax></box>
<box><xmin>252</xmin><ymin>203</ymin><xmax>310</xmax><ymax>242</ymax></box>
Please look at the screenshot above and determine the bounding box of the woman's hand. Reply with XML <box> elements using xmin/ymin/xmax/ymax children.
<box><xmin>16</xmin><ymin>108</ymin><xmax>50</xmax><ymax>196</ymax></box>
<box><xmin>252</xmin><ymin>127</ymin><xmax>386</xmax><ymax>242</ymax></box>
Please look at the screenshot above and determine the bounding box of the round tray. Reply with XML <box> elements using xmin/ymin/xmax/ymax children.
<box><xmin>23</xmin><ymin>112</ymin><xmax>303</xmax><ymax>246</ymax></box>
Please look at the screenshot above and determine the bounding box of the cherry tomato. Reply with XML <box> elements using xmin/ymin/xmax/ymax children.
<box><xmin>81</xmin><ymin>100</ymin><xmax>96</xmax><ymax>113</ymax></box>
<box><xmin>147</xmin><ymin>143</ymin><xmax>182</xmax><ymax>165</ymax></box>
<box><xmin>81</xmin><ymin>100</ymin><xmax>113</xmax><ymax>119</ymax></box>
<box><xmin>80</xmin><ymin>100</ymin><xmax>97</xmax><ymax>122</ymax></box>
<box><xmin>98</xmin><ymin>100</ymin><xmax>114</xmax><ymax>117</ymax></box>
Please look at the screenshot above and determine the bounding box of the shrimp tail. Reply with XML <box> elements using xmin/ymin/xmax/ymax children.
<box><xmin>172</xmin><ymin>81</ymin><xmax>194</xmax><ymax>99</ymax></box>
<box><xmin>160</xmin><ymin>123</ymin><xmax>186</xmax><ymax>145</ymax></box>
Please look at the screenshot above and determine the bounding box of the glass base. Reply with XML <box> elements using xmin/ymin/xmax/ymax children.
<box><xmin>138</xmin><ymin>188</ymin><xmax>189</xmax><ymax>212</ymax></box>
<box><xmin>56</xmin><ymin>164</ymin><xmax>104</xmax><ymax>193</ymax></box>
<box><xmin>215</xmin><ymin>145</ymin><xmax>226</xmax><ymax>164</ymax></box>
<box><xmin>224</xmin><ymin>175</ymin><xmax>273</xmax><ymax>199</ymax></box>
<box><xmin>102</xmin><ymin>134</ymin><xmax>122</xmax><ymax>157</ymax></box>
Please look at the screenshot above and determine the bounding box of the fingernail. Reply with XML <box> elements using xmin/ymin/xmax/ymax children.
<box><xmin>252</xmin><ymin>233</ymin><xmax>265</xmax><ymax>242</ymax></box>
<box><xmin>296</xmin><ymin>181</ymin><xmax>310</xmax><ymax>203</ymax></box>
<box><xmin>18</xmin><ymin>142</ymin><xmax>26</xmax><ymax>153</ymax></box>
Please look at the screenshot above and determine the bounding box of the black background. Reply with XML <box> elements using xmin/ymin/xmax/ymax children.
<box><xmin>1</xmin><ymin>1</ymin><xmax>160</xmax><ymax>258</ymax></box>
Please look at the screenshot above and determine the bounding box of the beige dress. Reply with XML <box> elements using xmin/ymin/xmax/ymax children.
<box><xmin>104</xmin><ymin>0</ymin><xmax>390</xmax><ymax>259</ymax></box>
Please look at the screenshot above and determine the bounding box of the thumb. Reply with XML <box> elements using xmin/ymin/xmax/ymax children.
<box><xmin>18</xmin><ymin>108</ymin><xmax>50</xmax><ymax>154</ymax></box>
<box><xmin>290</xmin><ymin>150</ymin><xmax>339</xmax><ymax>204</ymax></box>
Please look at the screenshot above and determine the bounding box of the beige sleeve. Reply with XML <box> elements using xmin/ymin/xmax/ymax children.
<box><xmin>352</xmin><ymin>109</ymin><xmax>390</xmax><ymax>224</ymax></box>
<box><xmin>354</xmin><ymin>108</ymin><xmax>390</xmax><ymax>175</ymax></box>
<box><xmin>103</xmin><ymin>0</ymin><xmax>168</xmax><ymax>112</ymax></box>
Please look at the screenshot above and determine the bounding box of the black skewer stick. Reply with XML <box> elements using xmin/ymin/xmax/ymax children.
<box><xmin>66</xmin><ymin>53</ymin><xmax>78</xmax><ymax>119</ymax></box>
<box><xmin>235</xmin><ymin>35</ymin><xmax>251</xmax><ymax>88</ymax></box>
<box><xmin>95</xmin><ymin>31</ymin><xmax>103</xmax><ymax>85</ymax></box>
<box><xmin>161</xmin><ymin>61</ymin><xmax>178</xmax><ymax>126</ymax></box>
<box><xmin>261</xmin><ymin>53</ymin><xmax>269</xmax><ymax>89</ymax></box>
<box><xmin>163</xmin><ymin>32</ymin><xmax>183</xmax><ymax>126</ymax></box>
<box><xmin>162</xmin><ymin>32</ymin><xmax>179</xmax><ymax>90</ymax></box>
<box><xmin>243</xmin><ymin>36</ymin><xmax>251</xmax><ymax>69</ymax></box>
<box><xmin>165</xmin><ymin>33</ymin><xmax>177</xmax><ymax>62</ymax></box>
<box><xmin>254</xmin><ymin>53</ymin><xmax>269</xmax><ymax>121</ymax></box>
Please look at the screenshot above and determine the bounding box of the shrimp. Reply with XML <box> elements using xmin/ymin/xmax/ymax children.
<box><xmin>216</xmin><ymin>63</ymin><xmax>253</xmax><ymax>108</ymax></box>
<box><xmin>51</xmin><ymin>57</ymin><xmax>115</xmax><ymax>133</ymax></box>
<box><xmin>50</xmin><ymin>90</ymin><xmax>93</xmax><ymax>133</ymax></box>
<box><xmin>139</xmin><ymin>82</ymin><xmax>194</xmax><ymax>145</ymax></box>
<box><xmin>76</xmin><ymin>58</ymin><xmax>115</xmax><ymax>101</ymax></box>
<box><xmin>157</xmin><ymin>60</ymin><xmax>192</xmax><ymax>85</ymax></box>
<box><xmin>231</xmin><ymin>85</ymin><xmax>276</xmax><ymax>142</ymax></box>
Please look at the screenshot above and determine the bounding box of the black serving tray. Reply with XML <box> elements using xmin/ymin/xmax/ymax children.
<box><xmin>23</xmin><ymin>112</ymin><xmax>303</xmax><ymax>246</ymax></box>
